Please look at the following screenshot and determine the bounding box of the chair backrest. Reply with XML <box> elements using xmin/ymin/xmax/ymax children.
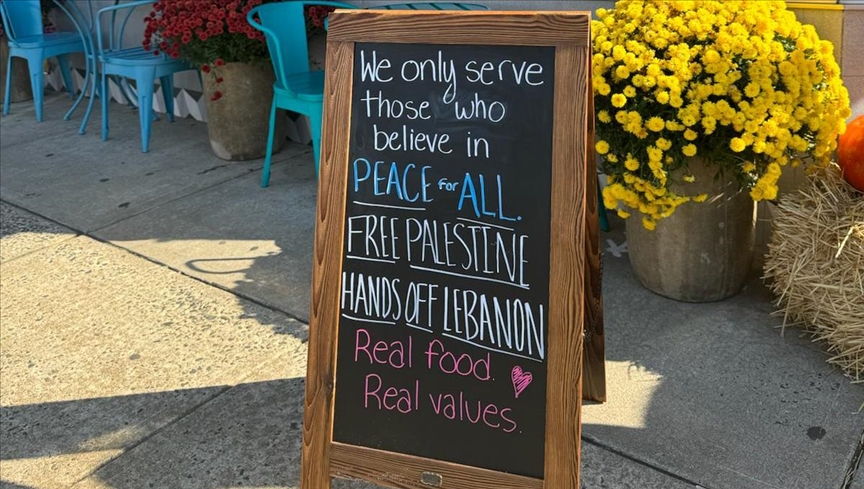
<box><xmin>248</xmin><ymin>1</ymin><xmax>356</xmax><ymax>87</ymax></box>
<box><xmin>96</xmin><ymin>0</ymin><xmax>154</xmax><ymax>55</ymax></box>
<box><xmin>0</xmin><ymin>0</ymin><xmax>43</xmax><ymax>41</ymax></box>
<box><xmin>52</xmin><ymin>0</ymin><xmax>95</xmax><ymax>55</ymax></box>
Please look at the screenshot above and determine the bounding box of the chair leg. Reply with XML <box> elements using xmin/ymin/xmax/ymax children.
<box><xmin>100</xmin><ymin>71</ymin><xmax>109</xmax><ymax>141</ymax></box>
<box><xmin>78</xmin><ymin>60</ymin><xmax>99</xmax><ymax>134</ymax></box>
<box><xmin>261</xmin><ymin>99</ymin><xmax>278</xmax><ymax>188</ymax></box>
<box><xmin>135</xmin><ymin>71</ymin><xmax>156</xmax><ymax>153</ymax></box>
<box><xmin>27</xmin><ymin>55</ymin><xmax>45</xmax><ymax>122</ymax></box>
<box><xmin>2</xmin><ymin>55</ymin><xmax>12</xmax><ymax>116</ymax></box>
<box><xmin>64</xmin><ymin>58</ymin><xmax>90</xmax><ymax>121</ymax></box>
<box><xmin>598</xmin><ymin>179</ymin><xmax>610</xmax><ymax>232</ymax></box>
<box><xmin>308</xmin><ymin>109</ymin><xmax>323</xmax><ymax>177</ymax></box>
<box><xmin>78</xmin><ymin>59</ymin><xmax>98</xmax><ymax>134</ymax></box>
<box><xmin>160</xmin><ymin>75</ymin><xmax>174</xmax><ymax>122</ymax></box>
<box><xmin>56</xmin><ymin>54</ymin><xmax>75</xmax><ymax>99</ymax></box>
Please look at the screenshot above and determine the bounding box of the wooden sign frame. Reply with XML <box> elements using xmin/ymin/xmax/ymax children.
<box><xmin>303</xmin><ymin>10</ymin><xmax>593</xmax><ymax>489</ymax></box>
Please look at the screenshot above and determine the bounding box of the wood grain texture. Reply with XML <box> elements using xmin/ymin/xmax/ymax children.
<box><xmin>581</xmin><ymin>60</ymin><xmax>607</xmax><ymax>403</ymax></box>
<box><xmin>543</xmin><ymin>44</ymin><xmax>587</xmax><ymax>489</ymax></box>
<box><xmin>330</xmin><ymin>442</ymin><xmax>543</xmax><ymax>489</ymax></box>
<box><xmin>305</xmin><ymin>12</ymin><xmax>593</xmax><ymax>489</ymax></box>
<box><xmin>301</xmin><ymin>40</ymin><xmax>355</xmax><ymax>489</ymax></box>
<box><xmin>328</xmin><ymin>10</ymin><xmax>590</xmax><ymax>46</ymax></box>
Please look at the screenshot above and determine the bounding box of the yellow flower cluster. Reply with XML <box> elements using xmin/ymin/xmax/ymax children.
<box><xmin>593</xmin><ymin>0</ymin><xmax>851</xmax><ymax>229</ymax></box>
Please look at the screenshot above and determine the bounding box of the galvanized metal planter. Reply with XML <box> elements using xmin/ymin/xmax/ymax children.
<box><xmin>626</xmin><ymin>159</ymin><xmax>757</xmax><ymax>302</ymax></box>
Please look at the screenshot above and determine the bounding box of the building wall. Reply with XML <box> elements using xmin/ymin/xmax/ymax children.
<box><xmin>55</xmin><ymin>0</ymin><xmax>862</xmax><ymax>121</ymax></box>
<box><xmin>55</xmin><ymin>0</ymin><xmax>614</xmax><ymax>116</ymax></box>
<box><xmin>46</xmin><ymin>0</ymin><xmax>860</xmax><ymax>256</ymax></box>
<box><xmin>842</xmin><ymin>6</ymin><xmax>864</xmax><ymax>118</ymax></box>
<box><xmin>789</xmin><ymin>2</ymin><xmax>864</xmax><ymax>119</ymax></box>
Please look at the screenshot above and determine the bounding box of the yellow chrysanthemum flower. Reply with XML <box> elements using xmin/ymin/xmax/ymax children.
<box><xmin>596</xmin><ymin>140</ymin><xmax>610</xmax><ymax>155</ymax></box>
<box><xmin>616</xmin><ymin>65</ymin><xmax>631</xmax><ymax>80</ymax></box>
<box><xmin>703</xmin><ymin>49</ymin><xmax>721</xmax><ymax>64</ymax></box>
<box><xmin>642</xmin><ymin>217</ymin><xmax>656</xmax><ymax>230</ymax></box>
<box><xmin>646</xmin><ymin>117</ymin><xmax>665</xmax><ymax>132</ymax></box>
<box><xmin>592</xmin><ymin>0</ymin><xmax>851</xmax><ymax>226</ymax></box>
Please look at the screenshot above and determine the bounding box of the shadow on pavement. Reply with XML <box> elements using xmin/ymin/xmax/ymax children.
<box><xmin>1</xmin><ymin>379</ymin><xmax>313</xmax><ymax>488</ymax></box>
<box><xmin>581</xmin><ymin>224</ymin><xmax>863</xmax><ymax>489</ymax></box>
<box><xmin>1</xmin><ymin>94</ymin><xmax>862</xmax><ymax>489</ymax></box>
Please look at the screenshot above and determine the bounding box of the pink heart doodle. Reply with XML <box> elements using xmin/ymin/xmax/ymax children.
<box><xmin>511</xmin><ymin>366</ymin><xmax>533</xmax><ymax>399</ymax></box>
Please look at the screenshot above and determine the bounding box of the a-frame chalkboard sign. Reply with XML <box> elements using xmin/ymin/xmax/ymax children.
<box><xmin>303</xmin><ymin>10</ymin><xmax>595</xmax><ymax>489</ymax></box>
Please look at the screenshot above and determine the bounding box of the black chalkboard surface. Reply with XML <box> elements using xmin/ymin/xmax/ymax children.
<box><xmin>332</xmin><ymin>42</ymin><xmax>555</xmax><ymax>478</ymax></box>
<box><xmin>302</xmin><ymin>11</ymin><xmax>592</xmax><ymax>489</ymax></box>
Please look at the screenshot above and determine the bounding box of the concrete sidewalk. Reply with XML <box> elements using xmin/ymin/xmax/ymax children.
<box><xmin>1</xmin><ymin>94</ymin><xmax>862</xmax><ymax>489</ymax></box>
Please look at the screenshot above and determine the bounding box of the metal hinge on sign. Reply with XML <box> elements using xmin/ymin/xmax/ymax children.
<box><xmin>420</xmin><ymin>472</ymin><xmax>443</xmax><ymax>487</ymax></box>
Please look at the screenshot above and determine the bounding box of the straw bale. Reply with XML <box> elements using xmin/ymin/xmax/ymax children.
<box><xmin>763</xmin><ymin>164</ymin><xmax>864</xmax><ymax>383</ymax></box>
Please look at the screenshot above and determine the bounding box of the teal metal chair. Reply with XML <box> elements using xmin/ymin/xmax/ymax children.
<box><xmin>91</xmin><ymin>0</ymin><xmax>193</xmax><ymax>153</ymax></box>
<box><xmin>0</xmin><ymin>0</ymin><xmax>86</xmax><ymax>122</ymax></box>
<box><xmin>249</xmin><ymin>2</ymin><xmax>488</xmax><ymax>188</ymax></box>
<box><xmin>248</xmin><ymin>1</ymin><xmax>357</xmax><ymax>188</ymax></box>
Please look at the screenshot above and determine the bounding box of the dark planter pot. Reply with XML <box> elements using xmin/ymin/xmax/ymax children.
<box><xmin>0</xmin><ymin>36</ymin><xmax>33</xmax><ymax>104</ymax></box>
<box><xmin>203</xmin><ymin>62</ymin><xmax>285</xmax><ymax>161</ymax></box>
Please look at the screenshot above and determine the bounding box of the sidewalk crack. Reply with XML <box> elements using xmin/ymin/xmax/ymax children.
<box><xmin>66</xmin><ymin>384</ymin><xmax>232</xmax><ymax>488</ymax></box>
<box><xmin>581</xmin><ymin>434</ymin><xmax>709</xmax><ymax>488</ymax></box>
<box><xmin>842</xmin><ymin>428</ymin><xmax>864</xmax><ymax>489</ymax></box>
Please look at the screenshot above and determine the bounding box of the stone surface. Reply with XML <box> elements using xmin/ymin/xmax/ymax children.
<box><xmin>70</xmin><ymin>362</ymin><xmax>694</xmax><ymax>489</ymax></box>
<box><xmin>94</xmin><ymin>156</ymin><xmax>318</xmax><ymax>322</ymax></box>
<box><xmin>583</xmin><ymin>219</ymin><xmax>864</xmax><ymax>489</ymax></box>
<box><xmin>579</xmin><ymin>442</ymin><xmax>698</xmax><ymax>489</ymax></box>
<box><xmin>0</xmin><ymin>93</ymin><xmax>309</xmax><ymax>233</ymax></box>
<box><xmin>0</xmin><ymin>202</ymin><xmax>76</xmax><ymax>262</ymax></box>
<box><xmin>0</xmin><ymin>234</ymin><xmax>307</xmax><ymax>488</ymax></box>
